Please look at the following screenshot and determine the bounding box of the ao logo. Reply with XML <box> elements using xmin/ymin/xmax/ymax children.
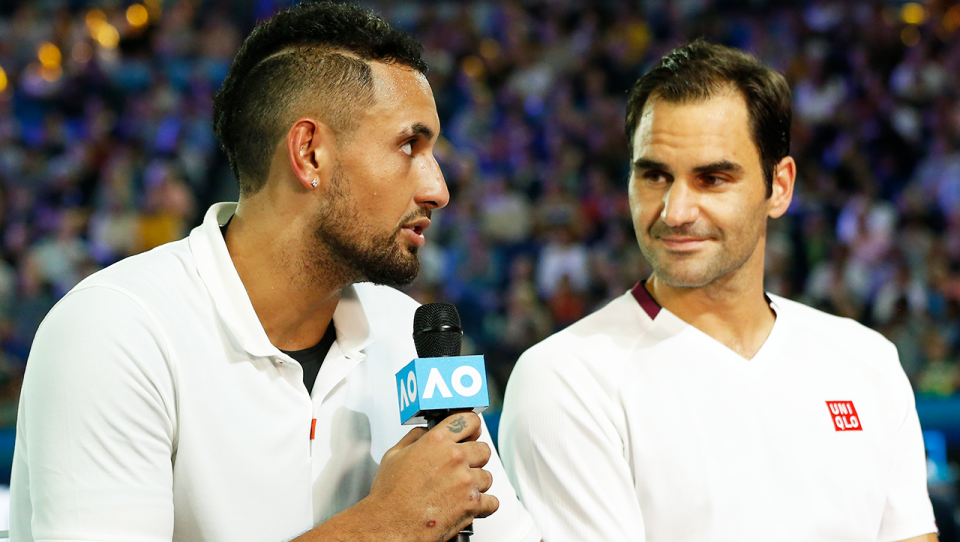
<box><xmin>399</xmin><ymin>370</ymin><xmax>418</xmax><ymax>410</ymax></box>
<box><xmin>396</xmin><ymin>355</ymin><xmax>489</xmax><ymax>424</ymax></box>
<box><xmin>426</xmin><ymin>365</ymin><xmax>483</xmax><ymax>398</ymax></box>
<box><xmin>398</xmin><ymin>365</ymin><xmax>483</xmax><ymax>409</ymax></box>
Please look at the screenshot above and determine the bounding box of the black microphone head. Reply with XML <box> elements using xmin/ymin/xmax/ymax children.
<box><xmin>413</xmin><ymin>303</ymin><xmax>462</xmax><ymax>357</ymax></box>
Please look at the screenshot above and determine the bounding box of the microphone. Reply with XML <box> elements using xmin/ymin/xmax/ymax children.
<box><xmin>397</xmin><ymin>303</ymin><xmax>490</xmax><ymax>427</ymax></box>
<box><xmin>396</xmin><ymin>303</ymin><xmax>489</xmax><ymax>541</ymax></box>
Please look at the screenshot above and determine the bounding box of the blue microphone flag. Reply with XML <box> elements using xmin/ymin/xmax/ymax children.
<box><xmin>396</xmin><ymin>355</ymin><xmax>489</xmax><ymax>425</ymax></box>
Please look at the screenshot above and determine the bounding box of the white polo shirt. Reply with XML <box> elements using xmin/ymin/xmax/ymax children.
<box><xmin>11</xmin><ymin>203</ymin><xmax>540</xmax><ymax>542</ymax></box>
<box><xmin>500</xmin><ymin>283</ymin><xmax>936</xmax><ymax>542</ymax></box>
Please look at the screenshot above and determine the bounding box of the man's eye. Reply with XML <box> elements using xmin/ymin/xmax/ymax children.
<box><xmin>702</xmin><ymin>175</ymin><xmax>725</xmax><ymax>186</ymax></box>
<box><xmin>401</xmin><ymin>141</ymin><xmax>413</xmax><ymax>156</ymax></box>
<box><xmin>644</xmin><ymin>172</ymin><xmax>668</xmax><ymax>184</ymax></box>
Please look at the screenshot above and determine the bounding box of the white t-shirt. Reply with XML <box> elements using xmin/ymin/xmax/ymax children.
<box><xmin>11</xmin><ymin>203</ymin><xmax>540</xmax><ymax>542</ymax></box>
<box><xmin>500</xmin><ymin>283</ymin><xmax>936</xmax><ymax>542</ymax></box>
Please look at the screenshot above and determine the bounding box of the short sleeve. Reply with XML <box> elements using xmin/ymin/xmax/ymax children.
<box><xmin>876</xmin><ymin>342</ymin><xmax>937</xmax><ymax>542</ymax></box>
<box><xmin>499</xmin><ymin>346</ymin><xmax>645</xmax><ymax>542</ymax></box>
<box><xmin>11</xmin><ymin>286</ymin><xmax>178</xmax><ymax>542</ymax></box>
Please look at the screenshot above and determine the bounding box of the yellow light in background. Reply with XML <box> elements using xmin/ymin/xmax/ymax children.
<box><xmin>945</xmin><ymin>5</ymin><xmax>960</xmax><ymax>32</ymax></box>
<box><xmin>86</xmin><ymin>9</ymin><xmax>108</xmax><ymax>43</ymax></box>
<box><xmin>461</xmin><ymin>55</ymin><xmax>485</xmax><ymax>79</ymax></box>
<box><xmin>900</xmin><ymin>3</ymin><xmax>926</xmax><ymax>25</ymax></box>
<box><xmin>901</xmin><ymin>25</ymin><xmax>921</xmax><ymax>46</ymax></box>
<box><xmin>0</xmin><ymin>66</ymin><xmax>7</xmax><ymax>92</ymax></box>
<box><xmin>144</xmin><ymin>0</ymin><xmax>162</xmax><ymax>19</ymax></box>
<box><xmin>627</xmin><ymin>22</ymin><xmax>652</xmax><ymax>51</ymax></box>
<box><xmin>37</xmin><ymin>42</ymin><xmax>62</xmax><ymax>68</ymax></box>
<box><xmin>126</xmin><ymin>4</ymin><xmax>149</xmax><ymax>27</ymax></box>
<box><xmin>479</xmin><ymin>38</ymin><xmax>500</xmax><ymax>60</ymax></box>
<box><xmin>72</xmin><ymin>42</ymin><xmax>93</xmax><ymax>64</ymax></box>
<box><xmin>94</xmin><ymin>23</ymin><xmax>120</xmax><ymax>49</ymax></box>
<box><xmin>85</xmin><ymin>8</ymin><xmax>107</xmax><ymax>28</ymax></box>
<box><xmin>40</xmin><ymin>64</ymin><xmax>62</xmax><ymax>82</ymax></box>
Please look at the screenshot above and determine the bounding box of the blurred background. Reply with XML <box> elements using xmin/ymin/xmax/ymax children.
<box><xmin>0</xmin><ymin>0</ymin><xmax>958</xmax><ymax>536</ymax></box>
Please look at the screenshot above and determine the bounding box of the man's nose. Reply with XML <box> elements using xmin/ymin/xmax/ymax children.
<box><xmin>416</xmin><ymin>155</ymin><xmax>449</xmax><ymax>210</ymax></box>
<box><xmin>660</xmin><ymin>181</ymin><xmax>700</xmax><ymax>227</ymax></box>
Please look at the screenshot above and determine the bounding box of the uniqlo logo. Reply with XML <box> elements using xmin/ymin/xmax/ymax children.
<box><xmin>826</xmin><ymin>401</ymin><xmax>862</xmax><ymax>431</ymax></box>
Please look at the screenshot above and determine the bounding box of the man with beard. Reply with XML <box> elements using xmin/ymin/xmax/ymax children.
<box><xmin>499</xmin><ymin>41</ymin><xmax>937</xmax><ymax>542</ymax></box>
<box><xmin>10</xmin><ymin>3</ymin><xmax>540</xmax><ymax>542</ymax></box>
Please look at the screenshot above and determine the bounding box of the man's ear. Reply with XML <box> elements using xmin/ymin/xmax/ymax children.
<box><xmin>768</xmin><ymin>156</ymin><xmax>796</xmax><ymax>219</ymax></box>
<box><xmin>286</xmin><ymin>118</ymin><xmax>336</xmax><ymax>191</ymax></box>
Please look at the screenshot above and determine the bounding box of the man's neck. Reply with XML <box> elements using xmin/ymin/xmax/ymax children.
<box><xmin>225</xmin><ymin>201</ymin><xmax>345</xmax><ymax>351</ymax></box>
<box><xmin>646</xmin><ymin>269</ymin><xmax>775</xmax><ymax>360</ymax></box>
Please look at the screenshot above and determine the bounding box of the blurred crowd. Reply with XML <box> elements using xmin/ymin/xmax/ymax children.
<box><xmin>0</xmin><ymin>0</ymin><xmax>959</xmax><ymax>409</ymax></box>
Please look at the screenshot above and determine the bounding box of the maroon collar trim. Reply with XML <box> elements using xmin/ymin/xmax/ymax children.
<box><xmin>631</xmin><ymin>281</ymin><xmax>661</xmax><ymax>319</ymax></box>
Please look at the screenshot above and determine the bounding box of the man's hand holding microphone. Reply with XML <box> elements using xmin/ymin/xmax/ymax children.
<box><xmin>367</xmin><ymin>410</ymin><xmax>498</xmax><ymax>540</ymax></box>
<box><xmin>294</xmin><ymin>303</ymin><xmax>496</xmax><ymax>542</ymax></box>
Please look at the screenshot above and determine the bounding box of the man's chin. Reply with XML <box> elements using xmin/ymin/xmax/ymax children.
<box><xmin>365</xmin><ymin>271</ymin><xmax>419</xmax><ymax>287</ymax></box>
<box><xmin>653</xmin><ymin>266</ymin><xmax>719</xmax><ymax>289</ymax></box>
<box><xmin>359</xmin><ymin>255</ymin><xmax>420</xmax><ymax>287</ymax></box>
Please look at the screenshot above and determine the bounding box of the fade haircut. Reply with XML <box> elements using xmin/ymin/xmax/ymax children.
<box><xmin>625</xmin><ymin>39</ymin><xmax>791</xmax><ymax>197</ymax></box>
<box><xmin>212</xmin><ymin>1</ymin><xmax>427</xmax><ymax>197</ymax></box>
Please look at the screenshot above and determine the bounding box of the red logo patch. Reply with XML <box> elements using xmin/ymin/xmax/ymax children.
<box><xmin>826</xmin><ymin>401</ymin><xmax>862</xmax><ymax>431</ymax></box>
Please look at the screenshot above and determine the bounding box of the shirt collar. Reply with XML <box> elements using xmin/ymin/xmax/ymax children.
<box><xmin>330</xmin><ymin>284</ymin><xmax>374</xmax><ymax>358</ymax></box>
<box><xmin>631</xmin><ymin>280</ymin><xmax>662</xmax><ymax>320</ymax></box>
<box><xmin>189</xmin><ymin>203</ymin><xmax>374</xmax><ymax>359</ymax></box>
<box><xmin>631</xmin><ymin>279</ymin><xmax>780</xmax><ymax>321</ymax></box>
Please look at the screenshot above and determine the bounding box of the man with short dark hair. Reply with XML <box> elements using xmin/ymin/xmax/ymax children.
<box><xmin>10</xmin><ymin>3</ymin><xmax>540</xmax><ymax>542</ymax></box>
<box><xmin>500</xmin><ymin>40</ymin><xmax>937</xmax><ymax>542</ymax></box>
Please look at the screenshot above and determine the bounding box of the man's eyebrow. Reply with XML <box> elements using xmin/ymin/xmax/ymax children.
<box><xmin>632</xmin><ymin>158</ymin><xmax>669</xmax><ymax>172</ymax></box>
<box><xmin>693</xmin><ymin>160</ymin><xmax>744</xmax><ymax>175</ymax></box>
<box><xmin>401</xmin><ymin>122</ymin><xmax>437</xmax><ymax>140</ymax></box>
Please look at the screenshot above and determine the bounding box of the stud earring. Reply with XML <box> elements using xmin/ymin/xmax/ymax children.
<box><xmin>310</xmin><ymin>179</ymin><xmax>319</xmax><ymax>188</ymax></box>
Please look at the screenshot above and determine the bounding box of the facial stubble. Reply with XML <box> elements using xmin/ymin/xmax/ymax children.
<box><xmin>310</xmin><ymin>164</ymin><xmax>423</xmax><ymax>288</ymax></box>
<box><xmin>637</xmin><ymin>207</ymin><xmax>768</xmax><ymax>289</ymax></box>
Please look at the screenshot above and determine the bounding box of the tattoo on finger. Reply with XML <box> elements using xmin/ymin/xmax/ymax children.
<box><xmin>448</xmin><ymin>415</ymin><xmax>467</xmax><ymax>434</ymax></box>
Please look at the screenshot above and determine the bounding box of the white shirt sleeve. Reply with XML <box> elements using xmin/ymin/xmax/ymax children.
<box><xmin>499</xmin><ymin>345</ymin><xmax>645</xmax><ymax>542</ymax></box>
<box><xmin>876</xmin><ymin>343</ymin><xmax>938</xmax><ymax>542</ymax></box>
<box><xmin>472</xmin><ymin>415</ymin><xmax>542</xmax><ymax>542</ymax></box>
<box><xmin>11</xmin><ymin>286</ymin><xmax>178</xmax><ymax>542</ymax></box>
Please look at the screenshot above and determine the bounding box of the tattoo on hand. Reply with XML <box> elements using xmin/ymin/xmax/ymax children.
<box><xmin>448</xmin><ymin>415</ymin><xmax>467</xmax><ymax>434</ymax></box>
